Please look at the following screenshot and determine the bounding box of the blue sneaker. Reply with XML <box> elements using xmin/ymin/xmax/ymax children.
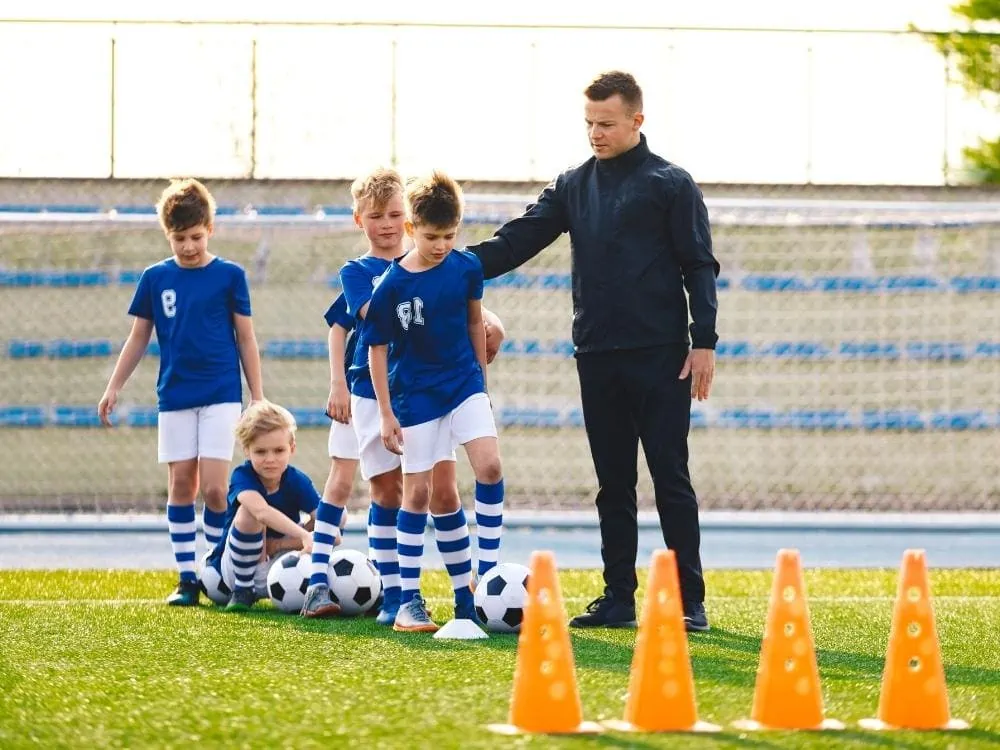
<box><xmin>375</xmin><ymin>591</ymin><xmax>400</xmax><ymax>627</ymax></box>
<box><xmin>454</xmin><ymin>589</ymin><xmax>485</xmax><ymax>627</ymax></box>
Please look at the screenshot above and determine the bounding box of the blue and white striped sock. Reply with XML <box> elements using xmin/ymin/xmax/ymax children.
<box><xmin>202</xmin><ymin>506</ymin><xmax>226</xmax><ymax>549</ymax></box>
<box><xmin>229</xmin><ymin>528</ymin><xmax>264</xmax><ymax>590</ymax></box>
<box><xmin>432</xmin><ymin>508</ymin><xmax>473</xmax><ymax>594</ymax></box>
<box><xmin>369</xmin><ymin>503</ymin><xmax>400</xmax><ymax>606</ymax></box>
<box><xmin>309</xmin><ymin>500</ymin><xmax>344</xmax><ymax>586</ymax></box>
<box><xmin>167</xmin><ymin>503</ymin><xmax>198</xmax><ymax>583</ymax></box>
<box><xmin>396</xmin><ymin>509</ymin><xmax>426</xmax><ymax>605</ymax></box>
<box><xmin>475</xmin><ymin>479</ymin><xmax>504</xmax><ymax>577</ymax></box>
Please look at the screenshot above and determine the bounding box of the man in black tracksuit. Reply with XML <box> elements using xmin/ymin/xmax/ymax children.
<box><xmin>468</xmin><ymin>71</ymin><xmax>719</xmax><ymax>632</ymax></box>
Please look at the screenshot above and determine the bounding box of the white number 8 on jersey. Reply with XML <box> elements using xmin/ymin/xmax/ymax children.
<box><xmin>161</xmin><ymin>289</ymin><xmax>177</xmax><ymax>318</ymax></box>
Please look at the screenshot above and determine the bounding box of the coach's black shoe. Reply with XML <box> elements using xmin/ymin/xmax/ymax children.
<box><xmin>166</xmin><ymin>579</ymin><xmax>201</xmax><ymax>607</ymax></box>
<box><xmin>683</xmin><ymin>601</ymin><xmax>710</xmax><ymax>632</ymax></box>
<box><xmin>569</xmin><ymin>593</ymin><xmax>636</xmax><ymax>629</ymax></box>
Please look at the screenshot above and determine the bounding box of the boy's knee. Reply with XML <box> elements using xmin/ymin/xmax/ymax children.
<box><xmin>371</xmin><ymin>472</ymin><xmax>402</xmax><ymax>506</ymax></box>
<box><xmin>429</xmin><ymin>483</ymin><xmax>461</xmax><ymax>515</ymax></box>
<box><xmin>232</xmin><ymin>505</ymin><xmax>263</xmax><ymax>534</ymax></box>
<box><xmin>406</xmin><ymin>483</ymin><xmax>431</xmax><ymax>511</ymax></box>
<box><xmin>477</xmin><ymin>460</ymin><xmax>503</xmax><ymax>486</ymax></box>
<box><xmin>169</xmin><ymin>476</ymin><xmax>198</xmax><ymax>503</ymax></box>
<box><xmin>201</xmin><ymin>483</ymin><xmax>227</xmax><ymax>511</ymax></box>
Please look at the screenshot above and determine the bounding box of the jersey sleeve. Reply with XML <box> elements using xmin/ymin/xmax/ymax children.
<box><xmin>226</xmin><ymin>463</ymin><xmax>260</xmax><ymax>505</ymax></box>
<box><xmin>323</xmin><ymin>293</ymin><xmax>355</xmax><ymax>331</ymax></box>
<box><xmin>340</xmin><ymin>262</ymin><xmax>374</xmax><ymax>320</ymax></box>
<box><xmin>465</xmin><ymin>251</ymin><xmax>485</xmax><ymax>301</ymax></box>
<box><xmin>364</xmin><ymin>276</ymin><xmax>397</xmax><ymax>346</ymax></box>
<box><xmin>126</xmin><ymin>268</ymin><xmax>154</xmax><ymax>320</ymax></box>
<box><xmin>292</xmin><ymin>468</ymin><xmax>321</xmax><ymax>515</ymax></box>
<box><xmin>230</xmin><ymin>264</ymin><xmax>252</xmax><ymax>317</ymax></box>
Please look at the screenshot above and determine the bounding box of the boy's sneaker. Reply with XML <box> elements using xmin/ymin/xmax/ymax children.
<box><xmin>454</xmin><ymin>590</ymin><xmax>486</xmax><ymax>628</ymax></box>
<box><xmin>300</xmin><ymin>583</ymin><xmax>341</xmax><ymax>618</ymax></box>
<box><xmin>225</xmin><ymin>587</ymin><xmax>258</xmax><ymax>612</ymax></box>
<box><xmin>166</xmin><ymin>579</ymin><xmax>201</xmax><ymax>607</ymax></box>
<box><xmin>683</xmin><ymin>601</ymin><xmax>710</xmax><ymax>632</ymax></box>
<box><xmin>392</xmin><ymin>594</ymin><xmax>439</xmax><ymax>633</ymax></box>
<box><xmin>569</xmin><ymin>592</ymin><xmax>636</xmax><ymax>628</ymax></box>
<box><xmin>375</xmin><ymin>592</ymin><xmax>400</xmax><ymax>627</ymax></box>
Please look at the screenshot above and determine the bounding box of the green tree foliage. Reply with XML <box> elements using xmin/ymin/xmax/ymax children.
<box><xmin>919</xmin><ymin>1</ymin><xmax>1000</xmax><ymax>182</ymax></box>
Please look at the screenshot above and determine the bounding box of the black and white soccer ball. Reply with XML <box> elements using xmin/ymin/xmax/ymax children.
<box><xmin>327</xmin><ymin>549</ymin><xmax>382</xmax><ymax>616</ymax></box>
<box><xmin>474</xmin><ymin>562</ymin><xmax>531</xmax><ymax>633</ymax></box>
<box><xmin>199</xmin><ymin>551</ymin><xmax>231</xmax><ymax>606</ymax></box>
<box><xmin>267</xmin><ymin>550</ymin><xmax>311</xmax><ymax>613</ymax></box>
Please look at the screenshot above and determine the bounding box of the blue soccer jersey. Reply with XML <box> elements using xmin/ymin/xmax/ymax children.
<box><xmin>323</xmin><ymin>293</ymin><xmax>358</xmax><ymax>375</ymax></box>
<box><xmin>339</xmin><ymin>255</ymin><xmax>393</xmax><ymax>399</ymax></box>
<box><xmin>128</xmin><ymin>257</ymin><xmax>251</xmax><ymax>412</ymax></box>
<box><xmin>366</xmin><ymin>249</ymin><xmax>486</xmax><ymax>427</ymax></box>
<box><xmin>209</xmin><ymin>460</ymin><xmax>322</xmax><ymax>561</ymax></box>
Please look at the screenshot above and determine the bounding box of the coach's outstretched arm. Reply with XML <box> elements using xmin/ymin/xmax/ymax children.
<box><xmin>468</xmin><ymin>178</ymin><xmax>569</xmax><ymax>280</ymax></box>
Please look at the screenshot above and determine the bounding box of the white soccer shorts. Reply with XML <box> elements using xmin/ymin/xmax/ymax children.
<box><xmin>401</xmin><ymin>392</ymin><xmax>496</xmax><ymax>474</ymax></box>
<box><xmin>328</xmin><ymin>417</ymin><xmax>360</xmax><ymax>460</ymax></box>
<box><xmin>157</xmin><ymin>402</ymin><xmax>242</xmax><ymax>464</ymax></box>
<box><xmin>351</xmin><ymin>394</ymin><xmax>403</xmax><ymax>480</ymax></box>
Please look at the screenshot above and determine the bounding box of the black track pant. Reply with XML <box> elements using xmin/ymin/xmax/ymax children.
<box><xmin>575</xmin><ymin>344</ymin><xmax>705</xmax><ymax>604</ymax></box>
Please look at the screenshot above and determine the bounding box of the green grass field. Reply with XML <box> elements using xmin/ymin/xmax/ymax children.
<box><xmin>2</xmin><ymin>568</ymin><xmax>998</xmax><ymax>749</ymax></box>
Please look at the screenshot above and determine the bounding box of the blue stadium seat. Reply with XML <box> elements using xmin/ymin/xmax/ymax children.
<box><xmin>317</xmin><ymin>206</ymin><xmax>354</xmax><ymax>216</ymax></box>
<box><xmin>51</xmin><ymin>406</ymin><xmax>103</xmax><ymax>427</ymax></box>
<box><xmin>929</xmin><ymin>410</ymin><xmax>991</xmax><ymax>431</ymax></box>
<box><xmin>974</xmin><ymin>342</ymin><xmax>1000</xmax><ymax>359</ymax></box>
<box><xmin>0</xmin><ymin>204</ymin><xmax>99</xmax><ymax>213</ymax></box>
<box><xmin>146</xmin><ymin>341</ymin><xmax>161</xmax><ymax>357</ymax></box>
<box><xmin>497</xmin><ymin>407</ymin><xmax>561</xmax><ymax>428</ymax></box>
<box><xmin>0</xmin><ymin>406</ymin><xmax>45</xmax><ymax>427</ymax></box>
<box><xmin>862</xmin><ymin>410</ymin><xmax>925</xmax><ymax>430</ymax></box>
<box><xmin>741</xmin><ymin>275</ymin><xmax>811</xmax><ymax>292</ymax></box>
<box><xmin>550</xmin><ymin>340</ymin><xmax>576</xmax><ymax>356</ymax></box>
<box><xmin>762</xmin><ymin>341</ymin><xmax>832</xmax><ymax>360</ymax></box>
<box><xmin>288</xmin><ymin>408</ymin><xmax>330</xmax><ymax>427</ymax></box>
<box><xmin>263</xmin><ymin>340</ymin><xmax>326</xmax><ymax>359</ymax></box>
<box><xmin>117</xmin><ymin>269</ymin><xmax>143</xmax><ymax>284</ymax></box>
<box><xmin>814</xmin><ymin>276</ymin><xmax>880</xmax><ymax>292</ymax></box>
<box><xmin>690</xmin><ymin>409</ymin><xmax>708</xmax><ymax>429</ymax></box>
<box><xmin>716</xmin><ymin>341</ymin><xmax>752</xmax><ymax>361</ymax></box>
<box><xmin>951</xmin><ymin>276</ymin><xmax>1000</xmax><ymax>293</ymax></box>
<box><xmin>7</xmin><ymin>340</ymin><xmax>44</xmax><ymax>358</ymax></box>
<box><xmin>112</xmin><ymin>206</ymin><xmax>156</xmax><ymax>215</ymax></box>
<box><xmin>881</xmin><ymin>275</ymin><xmax>943</xmax><ymax>292</ymax></box>
<box><xmin>125</xmin><ymin>407</ymin><xmax>159</xmax><ymax>427</ymax></box>
<box><xmin>254</xmin><ymin>206</ymin><xmax>306</xmax><ymax>216</ymax></box>
<box><xmin>905</xmin><ymin>342</ymin><xmax>968</xmax><ymax>361</ymax></box>
<box><xmin>838</xmin><ymin>341</ymin><xmax>901</xmax><ymax>360</ymax></box>
<box><xmin>46</xmin><ymin>339</ymin><xmax>114</xmax><ymax>358</ymax></box>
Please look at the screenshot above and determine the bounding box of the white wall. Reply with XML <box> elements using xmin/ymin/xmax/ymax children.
<box><xmin>0</xmin><ymin>15</ymin><xmax>994</xmax><ymax>184</ymax></box>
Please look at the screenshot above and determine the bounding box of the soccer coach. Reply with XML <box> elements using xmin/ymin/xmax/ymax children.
<box><xmin>468</xmin><ymin>70</ymin><xmax>719</xmax><ymax>632</ymax></box>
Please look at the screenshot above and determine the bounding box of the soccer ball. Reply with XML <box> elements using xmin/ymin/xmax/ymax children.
<box><xmin>327</xmin><ymin>549</ymin><xmax>382</xmax><ymax>616</ymax></box>
<box><xmin>199</xmin><ymin>551</ymin><xmax>231</xmax><ymax>606</ymax></box>
<box><xmin>267</xmin><ymin>550</ymin><xmax>312</xmax><ymax>613</ymax></box>
<box><xmin>474</xmin><ymin>562</ymin><xmax>531</xmax><ymax>633</ymax></box>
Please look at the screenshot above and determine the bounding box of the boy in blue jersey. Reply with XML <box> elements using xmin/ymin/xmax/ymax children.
<box><xmin>202</xmin><ymin>400</ymin><xmax>325</xmax><ymax>612</ymax></box>
<box><xmin>299</xmin><ymin>292</ymin><xmax>356</xmax><ymax>618</ymax></box>
<box><xmin>98</xmin><ymin>179</ymin><xmax>264</xmax><ymax>606</ymax></box>
<box><xmin>368</xmin><ymin>171</ymin><xmax>506</xmax><ymax>633</ymax></box>
<box><xmin>302</xmin><ymin>168</ymin><xmax>506</xmax><ymax>626</ymax></box>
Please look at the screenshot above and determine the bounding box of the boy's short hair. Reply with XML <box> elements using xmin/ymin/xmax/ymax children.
<box><xmin>156</xmin><ymin>178</ymin><xmax>216</xmax><ymax>233</ymax></box>
<box><xmin>584</xmin><ymin>71</ymin><xmax>643</xmax><ymax>115</ymax></box>
<box><xmin>350</xmin><ymin>167</ymin><xmax>404</xmax><ymax>214</ymax></box>
<box><xmin>405</xmin><ymin>170</ymin><xmax>463</xmax><ymax>228</ymax></box>
<box><xmin>234</xmin><ymin>400</ymin><xmax>297</xmax><ymax>450</ymax></box>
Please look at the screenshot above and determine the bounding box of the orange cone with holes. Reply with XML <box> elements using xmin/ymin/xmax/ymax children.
<box><xmin>487</xmin><ymin>551</ymin><xmax>602</xmax><ymax>735</ymax></box>
<box><xmin>733</xmin><ymin>549</ymin><xmax>843</xmax><ymax>731</ymax></box>
<box><xmin>604</xmin><ymin>550</ymin><xmax>720</xmax><ymax>733</ymax></box>
<box><xmin>859</xmin><ymin>549</ymin><xmax>969</xmax><ymax>731</ymax></box>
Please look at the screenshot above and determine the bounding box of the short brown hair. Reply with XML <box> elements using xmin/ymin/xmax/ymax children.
<box><xmin>584</xmin><ymin>71</ymin><xmax>643</xmax><ymax>115</ymax></box>
<box><xmin>405</xmin><ymin>170</ymin><xmax>463</xmax><ymax>228</ymax></box>
<box><xmin>234</xmin><ymin>400</ymin><xmax>297</xmax><ymax>451</ymax></box>
<box><xmin>156</xmin><ymin>178</ymin><xmax>216</xmax><ymax>233</ymax></box>
<box><xmin>351</xmin><ymin>167</ymin><xmax>404</xmax><ymax>214</ymax></box>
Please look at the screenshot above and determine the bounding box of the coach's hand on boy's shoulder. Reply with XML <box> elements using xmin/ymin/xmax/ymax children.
<box><xmin>380</xmin><ymin>413</ymin><xmax>404</xmax><ymax>455</ymax></box>
<box><xmin>97</xmin><ymin>388</ymin><xmax>118</xmax><ymax>426</ymax></box>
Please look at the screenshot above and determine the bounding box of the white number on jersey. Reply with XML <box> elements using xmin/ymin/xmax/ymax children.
<box><xmin>161</xmin><ymin>289</ymin><xmax>177</xmax><ymax>318</ymax></box>
<box><xmin>396</xmin><ymin>297</ymin><xmax>425</xmax><ymax>331</ymax></box>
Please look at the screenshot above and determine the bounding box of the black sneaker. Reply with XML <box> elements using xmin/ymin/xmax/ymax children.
<box><xmin>683</xmin><ymin>601</ymin><xmax>710</xmax><ymax>632</ymax></box>
<box><xmin>569</xmin><ymin>593</ymin><xmax>636</xmax><ymax>628</ymax></box>
<box><xmin>225</xmin><ymin>587</ymin><xmax>258</xmax><ymax>613</ymax></box>
<box><xmin>166</xmin><ymin>579</ymin><xmax>201</xmax><ymax>607</ymax></box>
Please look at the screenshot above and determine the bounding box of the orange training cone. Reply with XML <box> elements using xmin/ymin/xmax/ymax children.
<box><xmin>487</xmin><ymin>551</ymin><xmax>602</xmax><ymax>735</ymax></box>
<box><xmin>604</xmin><ymin>550</ymin><xmax>720</xmax><ymax>733</ymax></box>
<box><xmin>733</xmin><ymin>549</ymin><xmax>844</xmax><ymax>731</ymax></box>
<box><xmin>859</xmin><ymin>549</ymin><xmax>969</xmax><ymax>731</ymax></box>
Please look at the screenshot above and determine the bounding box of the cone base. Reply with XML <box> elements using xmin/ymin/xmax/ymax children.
<box><xmin>603</xmin><ymin>719</ymin><xmax>721</xmax><ymax>733</ymax></box>
<box><xmin>487</xmin><ymin>721</ymin><xmax>604</xmax><ymax>735</ymax></box>
<box><xmin>432</xmin><ymin>618</ymin><xmax>488</xmax><ymax>640</ymax></box>
<box><xmin>859</xmin><ymin>717</ymin><xmax>969</xmax><ymax>731</ymax></box>
<box><xmin>733</xmin><ymin>718</ymin><xmax>845</xmax><ymax>732</ymax></box>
